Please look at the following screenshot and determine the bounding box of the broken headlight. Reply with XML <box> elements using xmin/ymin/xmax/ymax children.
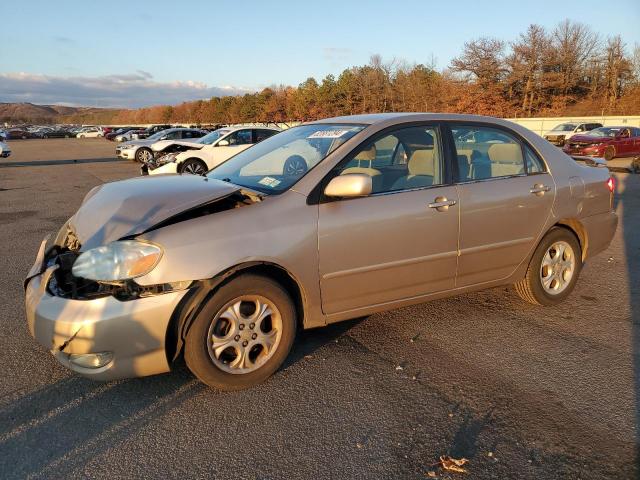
<box><xmin>72</xmin><ymin>240</ymin><xmax>163</xmax><ymax>282</ymax></box>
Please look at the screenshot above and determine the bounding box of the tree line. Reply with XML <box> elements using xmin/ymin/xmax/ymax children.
<box><xmin>79</xmin><ymin>20</ymin><xmax>640</xmax><ymax>125</ymax></box>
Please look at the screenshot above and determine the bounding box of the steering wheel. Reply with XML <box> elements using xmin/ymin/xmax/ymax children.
<box><xmin>283</xmin><ymin>155</ymin><xmax>308</xmax><ymax>177</ymax></box>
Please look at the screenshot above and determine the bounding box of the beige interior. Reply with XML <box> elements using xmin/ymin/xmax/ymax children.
<box><xmin>407</xmin><ymin>150</ymin><xmax>435</xmax><ymax>176</ymax></box>
<box><xmin>342</xmin><ymin>145</ymin><xmax>381</xmax><ymax>177</ymax></box>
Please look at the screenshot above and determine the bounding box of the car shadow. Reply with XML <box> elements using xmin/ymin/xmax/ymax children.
<box><xmin>284</xmin><ymin>317</ymin><xmax>366</xmax><ymax>368</ymax></box>
<box><xmin>0</xmin><ymin>371</ymin><xmax>202</xmax><ymax>479</ymax></box>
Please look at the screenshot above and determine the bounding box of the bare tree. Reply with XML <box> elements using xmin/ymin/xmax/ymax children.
<box><xmin>451</xmin><ymin>37</ymin><xmax>507</xmax><ymax>87</ymax></box>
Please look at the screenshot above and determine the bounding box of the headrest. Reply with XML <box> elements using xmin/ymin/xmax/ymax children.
<box><xmin>408</xmin><ymin>149</ymin><xmax>435</xmax><ymax>176</ymax></box>
<box><xmin>488</xmin><ymin>143</ymin><xmax>522</xmax><ymax>163</ymax></box>
<box><xmin>355</xmin><ymin>145</ymin><xmax>377</xmax><ymax>162</ymax></box>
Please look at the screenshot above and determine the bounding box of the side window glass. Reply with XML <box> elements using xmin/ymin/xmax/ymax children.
<box><xmin>255</xmin><ymin>129</ymin><xmax>277</xmax><ymax>143</ymax></box>
<box><xmin>525</xmin><ymin>146</ymin><xmax>546</xmax><ymax>174</ymax></box>
<box><xmin>337</xmin><ymin>126</ymin><xmax>443</xmax><ymax>194</ymax></box>
<box><xmin>229</xmin><ymin>130</ymin><xmax>253</xmax><ymax>145</ymax></box>
<box><xmin>451</xmin><ymin>126</ymin><xmax>525</xmax><ymax>181</ymax></box>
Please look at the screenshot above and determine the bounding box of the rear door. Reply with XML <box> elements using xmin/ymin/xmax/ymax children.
<box><xmin>450</xmin><ymin>124</ymin><xmax>556</xmax><ymax>287</ymax></box>
<box><xmin>318</xmin><ymin>124</ymin><xmax>459</xmax><ymax>315</ymax></box>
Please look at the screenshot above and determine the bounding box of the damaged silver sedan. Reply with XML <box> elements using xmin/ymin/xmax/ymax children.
<box><xmin>25</xmin><ymin>113</ymin><xmax>617</xmax><ymax>390</ymax></box>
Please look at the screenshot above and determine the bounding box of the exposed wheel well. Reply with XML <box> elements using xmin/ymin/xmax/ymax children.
<box><xmin>553</xmin><ymin>220</ymin><xmax>587</xmax><ymax>260</ymax></box>
<box><xmin>165</xmin><ymin>262</ymin><xmax>305</xmax><ymax>363</ymax></box>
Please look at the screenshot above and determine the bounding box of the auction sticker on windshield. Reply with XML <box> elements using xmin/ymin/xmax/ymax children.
<box><xmin>308</xmin><ymin>129</ymin><xmax>352</xmax><ymax>139</ymax></box>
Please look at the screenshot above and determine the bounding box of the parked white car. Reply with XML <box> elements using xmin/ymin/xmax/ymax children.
<box><xmin>76</xmin><ymin>127</ymin><xmax>104</xmax><ymax>138</ymax></box>
<box><xmin>144</xmin><ymin>126</ymin><xmax>280</xmax><ymax>175</ymax></box>
<box><xmin>543</xmin><ymin>122</ymin><xmax>602</xmax><ymax>146</ymax></box>
<box><xmin>0</xmin><ymin>141</ymin><xmax>11</xmax><ymax>158</ymax></box>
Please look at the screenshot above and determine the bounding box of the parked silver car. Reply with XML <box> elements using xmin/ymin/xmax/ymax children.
<box><xmin>116</xmin><ymin>128</ymin><xmax>206</xmax><ymax>162</ymax></box>
<box><xmin>25</xmin><ymin>113</ymin><xmax>617</xmax><ymax>390</ymax></box>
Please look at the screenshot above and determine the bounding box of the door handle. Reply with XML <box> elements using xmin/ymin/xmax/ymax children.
<box><xmin>530</xmin><ymin>184</ymin><xmax>551</xmax><ymax>196</ymax></box>
<box><xmin>428</xmin><ymin>197</ymin><xmax>457</xmax><ymax>212</ymax></box>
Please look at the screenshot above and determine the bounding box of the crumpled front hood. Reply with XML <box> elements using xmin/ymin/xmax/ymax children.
<box><xmin>70</xmin><ymin>175</ymin><xmax>240</xmax><ymax>250</ymax></box>
<box><xmin>151</xmin><ymin>139</ymin><xmax>204</xmax><ymax>152</ymax></box>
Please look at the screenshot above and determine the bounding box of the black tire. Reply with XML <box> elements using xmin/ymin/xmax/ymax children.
<box><xmin>604</xmin><ymin>145</ymin><xmax>615</xmax><ymax>161</ymax></box>
<box><xmin>180</xmin><ymin>158</ymin><xmax>208</xmax><ymax>175</ymax></box>
<box><xmin>185</xmin><ymin>274</ymin><xmax>297</xmax><ymax>390</ymax></box>
<box><xmin>135</xmin><ymin>147</ymin><xmax>153</xmax><ymax>163</ymax></box>
<box><xmin>514</xmin><ymin>227</ymin><xmax>582</xmax><ymax>306</ymax></box>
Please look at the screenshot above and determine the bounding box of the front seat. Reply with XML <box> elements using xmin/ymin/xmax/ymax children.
<box><xmin>341</xmin><ymin>145</ymin><xmax>382</xmax><ymax>192</ymax></box>
<box><xmin>391</xmin><ymin>149</ymin><xmax>435</xmax><ymax>190</ymax></box>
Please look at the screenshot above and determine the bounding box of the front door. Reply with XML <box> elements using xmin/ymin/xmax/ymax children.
<box><xmin>451</xmin><ymin>124</ymin><xmax>556</xmax><ymax>286</ymax></box>
<box><xmin>318</xmin><ymin>124</ymin><xmax>459</xmax><ymax>315</ymax></box>
<box><xmin>210</xmin><ymin>129</ymin><xmax>254</xmax><ymax>167</ymax></box>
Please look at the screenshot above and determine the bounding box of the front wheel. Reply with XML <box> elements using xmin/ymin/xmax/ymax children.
<box><xmin>181</xmin><ymin>158</ymin><xmax>208</xmax><ymax>175</ymax></box>
<box><xmin>135</xmin><ymin>147</ymin><xmax>153</xmax><ymax>163</ymax></box>
<box><xmin>184</xmin><ymin>274</ymin><xmax>297</xmax><ymax>390</ymax></box>
<box><xmin>514</xmin><ymin>227</ymin><xmax>582</xmax><ymax>306</ymax></box>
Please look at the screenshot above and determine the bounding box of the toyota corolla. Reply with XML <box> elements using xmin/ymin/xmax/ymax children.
<box><xmin>24</xmin><ymin>113</ymin><xmax>617</xmax><ymax>390</ymax></box>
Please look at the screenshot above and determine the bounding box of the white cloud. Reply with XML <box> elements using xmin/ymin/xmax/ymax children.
<box><xmin>0</xmin><ymin>72</ymin><xmax>254</xmax><ymax>108</ymax></box>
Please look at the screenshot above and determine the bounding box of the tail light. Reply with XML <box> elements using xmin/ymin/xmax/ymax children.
<box><xmin>606</xmin><ymin>177</ymin><xmax>615</xmax><ymax>193</ymax></box>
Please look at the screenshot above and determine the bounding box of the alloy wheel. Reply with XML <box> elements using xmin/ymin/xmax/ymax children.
<box><xmin>539</xmin><ymin>241</ymin><xmax>576</xmax><ymax>294</ymax></box>
<box><xmin>207</xmin><ymin>295</ymin><xmax>283</xmax><ymax>374</ymax></box>
<box><xmin>183</xmin><ymin>161</ymin><xmax>206</xmax><ymax>175</ymax></box>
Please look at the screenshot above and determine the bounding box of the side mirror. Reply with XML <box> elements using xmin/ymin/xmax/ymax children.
<box><xmin>218</xmin><ymin>139</ymin><xmax>230</xmax><ymax>146</ymax></box>
<box><xmin>324</xmin><ymin>174</ymin><xmax>372</xmax><ymax>198</ymax></box>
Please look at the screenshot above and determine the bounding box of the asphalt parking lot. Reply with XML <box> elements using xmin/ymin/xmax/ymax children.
<box><xmin>0</xmin><ymin>138</ymin><xmax>638</xmax><ymax>479</ymax></box>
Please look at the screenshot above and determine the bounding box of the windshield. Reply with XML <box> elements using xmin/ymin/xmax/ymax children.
<box><xmin>208</xmin><ymin>124</ymin><xmax>365</xmax><ymax>194</ymax></box>
<box><xmin>148</xmin><ymin>129</ymin><xmax>172</xmax><ymax>140</ymax></box>
<box><xmin>552</xmin><ymin>123</ymin><xmax>577</xmax><ymax>132</ymax></box>
<box><xmin>586</xmin><ymin>127</ymin><xmax>621</xmax><ymax>137</ymax></box>
<box><xmin>198</xmin><ymin>128</ymin><xmax>231</xmax><ymax>145</ymax></box>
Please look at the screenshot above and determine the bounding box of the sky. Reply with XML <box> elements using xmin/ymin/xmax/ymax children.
<box><xmin>1</xmin><ymin>0</ymin><xmax>639</xmax><ymax>108</ymax></box>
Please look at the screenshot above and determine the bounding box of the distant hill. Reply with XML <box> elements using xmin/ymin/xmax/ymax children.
<box><xmin>0</xmin><ymin>102</ymin><xmax>122</xmax><ymax>124</ymax></box>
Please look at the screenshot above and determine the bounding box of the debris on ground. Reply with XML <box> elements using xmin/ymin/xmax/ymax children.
<box><xmin>439</xmin><ymin>456</ymin><xmax>469</xmax><ymax>473</ymax></box>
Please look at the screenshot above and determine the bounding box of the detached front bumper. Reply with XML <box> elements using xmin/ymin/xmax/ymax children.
<box><xmin>24</xmin><ymin>243</ymin><xmax>188</xmax><ymax>381</ymax></box>
<box><xmin>148</xmin><ymin>162</ymin><xmax>179</xmax><ymax>176</ymax></box>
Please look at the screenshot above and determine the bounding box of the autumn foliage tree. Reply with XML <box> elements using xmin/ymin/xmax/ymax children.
<box><xmin>102</xmin><ymin>20</ymin><xmax>640</xmax><ymax>126</ymax></box>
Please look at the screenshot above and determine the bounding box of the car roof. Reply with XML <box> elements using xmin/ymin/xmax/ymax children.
<box><xmin>307</xmin><ymin>112</ymin><xmax>521</xmax><ymax>126</ymax></box>
<box><xmin>219</xmin><ymin>125</ymin><xmax>280</xmax><ymax>132</ymax></box>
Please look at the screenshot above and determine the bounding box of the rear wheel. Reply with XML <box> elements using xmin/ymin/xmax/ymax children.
<box><xmin>604</xmin><ymin>145</ymin><xmax>616</xmax><ymax>161</ymax></box>
<box><xmin>135</xmin><ymin>147</ymin><xmax>153</xmax><ymax>163</ymax></box>
<box><xmin>514</xmin><ymin>227</ymin><xmax>582</xmax><ymax>305</ymax></box>
<box><xmin>184</xmin><ymin>274</ymin><xmax>297</xmax><ymax>390</ymax></box>
<box><xmin>181</xmin><ymin>158</ymin><xmax>208</xmax><ymax>175</ymax></box>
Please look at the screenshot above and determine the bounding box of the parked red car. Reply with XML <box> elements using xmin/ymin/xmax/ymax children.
<box><xmin>563</xmin><ymin>126</ymin><xmax>640</xmax><ymax>160</ymax></box>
